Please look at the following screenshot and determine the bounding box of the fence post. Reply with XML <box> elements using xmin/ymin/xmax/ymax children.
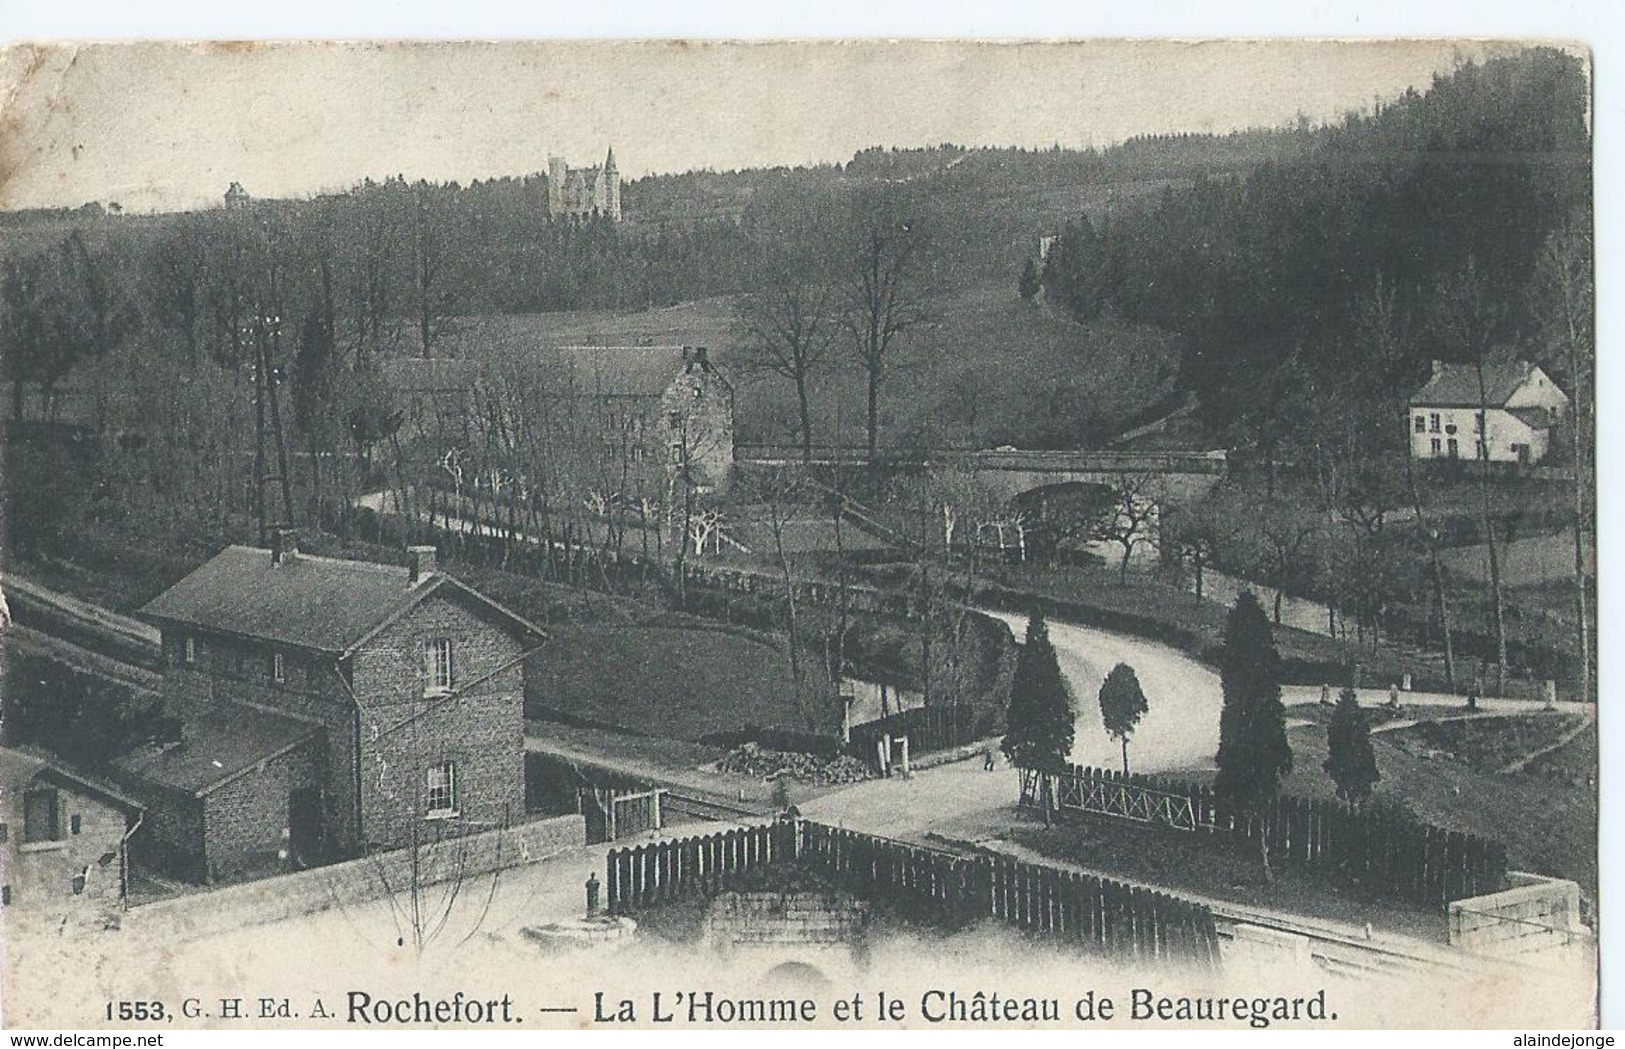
<box><xmin>606</xmin><ymin>848</ymin><xmax>622</xmax><ymax>914</ymax></box>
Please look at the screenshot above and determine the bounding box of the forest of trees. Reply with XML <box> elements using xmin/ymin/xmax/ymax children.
<box><xmin>1041</xmin><ymin>49</ymin><xmax>1594</xmax><ymax>693</ymax></box>
<box><xmin>1040</xmin><ymin>48</ymin><xmax>1591</xmax><ymax>456</ymax></box>
<box><xmin>0</xmin><ymin>48</ymin><xmax>1593</xmax><ymax>697</ymax></box>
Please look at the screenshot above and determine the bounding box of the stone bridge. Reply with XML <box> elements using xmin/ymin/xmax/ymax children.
<box><xmin>735</xmin><ymin>445</ymin><xmax>1228</xmax><ymax>507</ymax></box>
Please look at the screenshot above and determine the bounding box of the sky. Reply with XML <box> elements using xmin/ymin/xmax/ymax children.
<box><xmin>0</xmin><ymin>39</ymin><xmax>1516</xmax><ymax>214</ymax></box>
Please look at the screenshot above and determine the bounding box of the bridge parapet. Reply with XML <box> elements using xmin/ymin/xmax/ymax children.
<box><xmin>736</xmin><ymin>445</ymin><xmax>1229</xmax><ymax>476</ymax></box>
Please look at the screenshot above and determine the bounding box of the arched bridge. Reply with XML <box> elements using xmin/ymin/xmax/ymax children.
<box><xmin>735</xmin><ymin>445</ymin><xmax>1228</xmax><ymax>505</ymax></box>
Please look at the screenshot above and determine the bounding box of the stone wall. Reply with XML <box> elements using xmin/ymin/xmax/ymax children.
<box><xmin>1448</xmin><ymin>871</ymin><xmax>1588</xmax><ymax>956</ymax></box>
<box><xmin>2</xmin><ymin>785</ymin><xmax>130</xmax><ymax>934</ymax></box>
<box><xmin>351</xmin><ymin>592</ymin><xmax>528</xmax><ymax>851</ymax></box>
<box><xmin>704</xmin><ymin>890</ymin><xmax>869</xmax><ymax>949</ymax></box>
<box><xmin>659</xmin><ymin>354</ymin><xmax>734</xmax><ymax>493</ymax></box>
<box><xmin>201</xmin><ymin>738</ymin><xmax>324</xmax><ymax>883</ymax></box>
<box><xmin>127</xmin><ymin>813</ymin><xmax>584</xmax><ymax>943</ymax></box>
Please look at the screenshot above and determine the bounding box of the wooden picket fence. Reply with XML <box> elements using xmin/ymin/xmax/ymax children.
<box><xmin>605</xmin><ymin>818</ymin><xmax>1222</xmax><ymax>970</ymax></box>
<box><xmin>1021</xmin><ymin>765</ymin><xmax>1507</xmax><ymax>909</ymax></box>
<box><xmin>606</xmin><ymin>821</ymin><xmax>798</xmax><ymax>913</ymax></box>
<box><xmin>848</xmin><ymin>705</ymin><xmax>982</xmax><ymax>763</ymax></box>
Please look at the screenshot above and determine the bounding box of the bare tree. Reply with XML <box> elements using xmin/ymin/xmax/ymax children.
<box><xmin>840</xmin><ymin>192</ymin><xmax>932</xmax><ymax>458</ymax></box>
<box><xmin>1094</xmin><ymin>473</ymin><xmax>1160</xmax><ymax>583</ymax></box>
<box><xmin>1532</xmin><ymin>220</ymin><xmax>1594</xmax><ymax>701</ymax></box>
<box><xmin>1355</xmin><ymin>275</ymin><xmax>1456</xmax><ymax>682</ymax></box>
<box><xmin>408</xmin><ymin>180</ymin><xmax>462</xmax><ymax>358</ymax></box>
<box><xmin>1164</xmin><ymin>486</ymin><xmax>1245</xmax><ymax>604</ymax></box>
<box><xmin>749</xmin><ymin>466</ymin><xmax>827</xmax><ymax>731</ymax></box>
<box><xmin>1432</xmin><ymin>258</ymin><xmax>1510</xmax><ymax>692</ymax></box>
<box><xmin>1251</xmin><ymin>498</ymin><xmax>1320</xmax><ymax>627</ymax></box>
<box><xmin>736</xmin><ymin>269</ymin><xmax>835</xmax><ymax>462</ymax></box>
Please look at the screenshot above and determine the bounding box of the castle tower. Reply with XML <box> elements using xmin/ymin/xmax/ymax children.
<box><xmin>545</xmin><ymin>151</ymin><xmax>621</xmax><ymax>222</ymax></box>
<box><xmin>546</xmin><ymin>156</ymin><xmax>567</xmax><ymax>219</ymax></box>
<box><xmin>603</xmin><ymin>147</ymin><xmax>621</xmax><ymax>222</ymax></box>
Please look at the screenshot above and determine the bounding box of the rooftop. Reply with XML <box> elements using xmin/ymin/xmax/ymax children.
<box><xmin>380</xmin><ymin>319</ymin><xmax>717</xmax><ymax>400</ymax></box>
<box><xmin>0</xmin><ymin>745</ymin><xmax>144</xmax><ymax>812</ymax></box>
<box><xmin>1411</xmin><ymin>358</ymin><xmax>1540</xmax><ymax>408</ymax></box>
<box><xmin>139</xmin><ymin>545</ymin><xmax>544</xmax><ymax>655</ymax></box>
<box><xmin>110</xmin><ymin>705</ymin><xmax>320</xmax><ymax>797</ymax></box>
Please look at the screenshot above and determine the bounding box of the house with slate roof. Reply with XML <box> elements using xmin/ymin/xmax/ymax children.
<box><xmin>1409</xmin><ymin>358</ymin><xmax>1569</xmax><ymax>465</ymax></box>
<box><xmin>1</xmin><ymin>746</ymin><xmax>143</xmax><ymax>929</ymax></box>
<box><xmin>381</xmin><ymin>323</ymin><xmax>735</xmax><ymax>494</ymax></box>
<box><xmin>112</xmin><ymin>535</ymin><xmax>546</xmax><ymax>883</ymax></box>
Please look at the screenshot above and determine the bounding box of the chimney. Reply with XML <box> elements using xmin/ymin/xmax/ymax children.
<box><xmin>681</xmin><ymin>346</ymin><xmax>694</xmax><ymax>367</ymax></box>
<box><xmin>1430</xmin><ymin>359</ymin><xmax>1444</xmax><ymax>379</ymax></box>
<box><xmin>408</xmin><ymin>545</ymin><xmax>438</xmax><ymax>583</ymax></box>
<box><xmin>694</xmin><ymin>346</ymin><xmax>709</xmax><ymax>365</ymax></box>
<box><xmin>270</xmin><ymin>528</ymin><xmax>298</xmax><ymax>565</ymax></box>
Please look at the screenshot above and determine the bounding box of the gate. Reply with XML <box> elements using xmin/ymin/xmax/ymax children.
<box><xmin>1020</xmin><ymin>767</ymin><xmax>1201</xmax><ymax>830</ymax></box>
<box><xmin>582</xmin><ymin>786</ymin><xmax>665</xmax><ymax>843</ymax></box>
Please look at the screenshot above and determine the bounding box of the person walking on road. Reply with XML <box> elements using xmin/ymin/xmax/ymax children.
<box><xmin>983</xmin><ymin>742</ymin><xmax>997</xmax><ymax>771</ymax></box>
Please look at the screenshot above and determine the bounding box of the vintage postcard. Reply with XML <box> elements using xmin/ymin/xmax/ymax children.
<box><xmin>0</xmin><ymin>39</ymin><xmax>1598</xmax><ymax>1031</ymax></box>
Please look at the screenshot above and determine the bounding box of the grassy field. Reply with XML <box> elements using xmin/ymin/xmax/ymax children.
<box><xmin>1170</xmin><ymin>717</ymin><xmax>1598</xmax><ymax>899</ymax></box>
<box><xmin>1391</xmin><ymin>714</ymin><xmax>1586</xmax><ymax>774</ymax></box>
<box><xmin>441</xmin><ymin>281</ymin><xmax>1183</xmax><ymax>453</ymax></box>
<box><xmin>1439</xmin><ymin>528</ymin><xmax>1592</xmax><ymax>587</ymax></box>
<box><xmin>525</xmin><ymin>622</ymin><xmax>836</xmax><ymax>740</ymax></box>
<box><xmin>1005</xmin><ymin>817</ymin><xmax>1447</xmax><ymax>942</ymax></box>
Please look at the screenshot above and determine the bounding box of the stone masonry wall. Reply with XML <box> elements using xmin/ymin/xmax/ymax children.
<box><xmin>125</xmin><ymin>813</ymin><xmax>584</xmax><ymax>944</ymax></box>
<box><xmin>159</xmin><ymin>629</ymin><xmax>360</xmax><ymax>854</ymax></box>
<box><xmin>200</xmin><ymin>737</ymin><xmax>324</xmax><ymax>884</ymax></box>
<box><xmin>2</xmin><ymin>784</ymin><xmax>129</xmax><ymax>933</ymax></box>
<box><xmin>350</xmin><ymin>593</ymin><xmax>527</xmax><ymax>851</ymax></box>
<box><xmin>659</xmin><ymin>360</ymin><xmax>734</xmax><ymax>493</ymax></box>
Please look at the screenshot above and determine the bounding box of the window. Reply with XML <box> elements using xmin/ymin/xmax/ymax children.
<box><xmin>420</xmin><ymin>638</ymin><xmax>454</xmax><ymax>695</ymax></box>
<box><xmin>1430</xmin><ymin>438</ymin><xmax>1442</xmax><ymax>455</ymax></box>
<box><xmin>669</xmin><ymin>443</ymin><xmax>683</xmax><ymax>465</ymax></box>
<box><xmin>0</xmin><ymin>823</ymin><xmax>8</xmax><ymax>844</ymax></box>
<box><xmin>1429</xmin><ymin>412</ymin><xmax>1441</xmax><ymax>433</ymax></box>
<box><xmin>70</xmin><ymin>814</ymin><xmax>81</xmax><ymax>836</ymax></box>
<box><xmin>183</xmin><ymin>636</ymin><xmax>196</xmax><ymax>665</ymax></box>
<box><xmin>425</xmin><ymin>761</ymin><xmax>457</xmax><ymax>817</ymax></box>
<box><xmin>272</xmin><ymin>651</ymin><xmax>285</xmax><ymax>684</ymax></box>
<box><xmin>1</xmin><ymin>885</ymin><xmax>9</xmax><ymax>906</ymax></box>
<box><xmin>667</xmin><ymin>410</ymin><xmax>682</xmax><ymax>429</ymax></box>
<box><xmin>1447</xmin><ymin>437</ymin><xmax>1459</xmax><ymax>459</ymax></box>
<box><xmin>1414</xmin><ymin>415</ymin><xmax>1426</xmax><ymax>433</ymax></box>
<box><xmin>23</xmin><ymin>788</ymin><xmax>59</xmax><ymax>843</ymax></box>
<box><xmin>1473</xmin><ymin>411</ymin><xmax>1485</xmax><ymax>433</ymax></box>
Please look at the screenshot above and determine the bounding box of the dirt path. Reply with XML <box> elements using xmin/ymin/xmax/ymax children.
<box><xmin>1499</xmin><ymin>715</ymin><xmax>1595</xmax><ymax>775</ymax></box>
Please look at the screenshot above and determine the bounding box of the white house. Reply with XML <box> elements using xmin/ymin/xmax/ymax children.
<box><xmin>1409</xmin><ymin>359</ymin><xmax>1569</xmax><ymax>465</ymax></box>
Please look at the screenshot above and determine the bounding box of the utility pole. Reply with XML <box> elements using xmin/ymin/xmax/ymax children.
<box><xmin>250</xmin><ymin>312</ymin><xmax>297</xmax><ymax>545</ymax></box>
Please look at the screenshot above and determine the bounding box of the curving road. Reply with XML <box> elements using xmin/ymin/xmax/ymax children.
<box><xmin>984</xmin><ymin>609</ymin><xmax>1225</xmax><ymax>774</ymax></box>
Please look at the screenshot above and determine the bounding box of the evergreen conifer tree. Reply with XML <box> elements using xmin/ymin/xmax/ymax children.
<box><xmin>1001</xmin><ymin>608</ymin><xmax>1075</xmax><ymax>772</ymax></box>
<box><xmin>1018</xmin><ymin>257</ymin><xmax>1041</xmax><ymax>301</ymax></box>
<box><xmin>1214</xmin><ymin>591</ymin><xmax>1293</xmax><ymax>880</ymax></box>
<box><xmin>1324</xmin><ymin>686</ymin><xmax>1381</xmax><ymax>805</ymax></box>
